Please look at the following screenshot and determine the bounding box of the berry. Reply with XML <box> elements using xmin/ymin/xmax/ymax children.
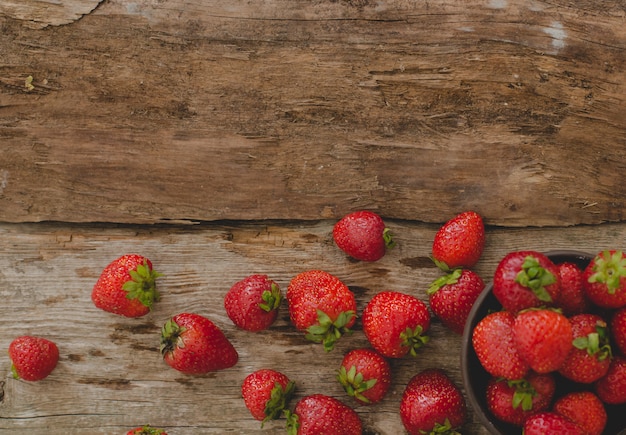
<box><xmin>224</xmin><ymin>274</ymin><xmax>282</xmax><ymax>332</ymax></box>
<box><xmin>611</xmin><ymin>306</ymin><xmax>626</xmax><ymax>355</ymax></box>
<box><xmin>91</xmin><ymin>254</ymin><xmax>162</xmax><ymax>318</ymax></box>
<box><xmin>594</xmin><ymin>355</ymin><xmax>626</xmax><ymax>404</ymax></box>
<box><xmin>286</xmin><ymin>394</ymin><xmax>362</xmax><ymax>435</ymax></box>
<box><xmin>8</xmin><ymin>336</ymin><xmax>59</xmax><ymax>382</ymax></box>
<box><xmin>431</xmin><ymin>210</ymin><xmax>485</xmax><ymax>271</ymax></box>
<box><xmin>126</xmin><ymin>425</ymin><xmax>168</xmax><ymax>435</ymax></box>
<box><xmin>362</xmin><ymin>291</ymin><xmax>430</xmax><ymax>358</ymax></box>
<box><xmin>333</xmin><ymin>210</ymin><xmax>394</xmax><ymax>262</ymax></box>
<box><xmin>241</xmin><ymin>369</ymin><xmax>295</xmax><ymax>425</ymax></box>
<box><xmin>337</xmin><ymin>348</ymin><xmax>391</xmax><ymax>405</ymax></box>
<box><xmin>523</xmin><ymin>412</ymin><xmax>584</xmax><ymax>435</ymax></box>
<box><xmin>555</xmin><ymin>262</ymin><xmax>590</xmax><ymax>315</ymax></box>
<box><xmin>160</xmin><ymin>312</ymin><xmax>238</xmax><ymax>374</ymax></box>
<box><xmin>553</xmin><ymin>391</ymin><xmax>607</xmax><ymax>435</ymax></box>
<box><xmin>582</xmin><ymin>250</ymin><xmax>626</xmax><ymax>309</ymax></box>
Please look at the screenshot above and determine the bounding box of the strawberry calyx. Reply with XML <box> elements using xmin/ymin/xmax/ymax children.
<box><xmin>262</xmin><ymin>380</ymin><xmax>296</xmax><ymax>427</ymax></box>
<box><xmin>284</xmin><ymin>409</ymin><xmax>299</xmax><ymax>435</ymax></box>
<box><xmin>259</xmin><ymin>283</ymin><xmax>282</xmax><ymax>313</ymax></box>
<box><xmin>572</xmin><ymin>320</ymin><xmax>613</xmax><ymax>361</ymax></box>
<box><xmin>507</xmin><ymin>378</ymin><xmax>537</xmax><ymax>411</ymax></box>
<box><xmin>427</xmin><ymin>269</ymin><xmax>462</xmax><ymax>295</ymax></box>
<box><xmin>337</xmin><ymin>365</ymin><xmax>377</xmax><ymax>404</ymax></box>
<box><xmin>400</xmin><ymin>325</ymin><xmax>430</xmax><ymax>357</ymax></box>
<box><xmin>588</xmin><ymin>250</ymin><xmax>626</xmax><ymax>294</ymax></box>
<box><xmin>431</xmin><ymin>257</ymin><xmax>452</xmax><ymax>272</ymax></box>
<box><xmin>428</xmin><ymin>418</ymin><xmax>462</xmax><ymax>435</ymax></box>
<box><xmin>305</xmin><ymin>310</ymin><xmax>355</xmax><ymax>352</ymax></box>
<box><xmin>383</xmin><ymin>228</ymin><xmax>396</xmax><ymax>249</ymax></box>
<box><xmin>159</xmin><ymin>319</ymin><xmax>186</xmax><ymax>356</ymax></box>
<box><xmin>123</xmin><ymin>259</ymin><xmax>163</xmax><ymax>309</ymax></box>
<box><xmin>514</xmin><ymin>256</ymin><xmax>556</xmax><ymax>302</ymax></box>
<box><xmin>131</xmin><ymin>425</ymin><xmax>167</xmax><ymax>435</ymax></box>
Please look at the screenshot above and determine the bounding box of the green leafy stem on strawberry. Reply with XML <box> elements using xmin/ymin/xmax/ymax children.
<box><xmin>337</xmin><ymin>365</ymin><xmax>377</xmax><ymax>404</ymax></box>
<box><xmin>123</xmin><ymin>260</ymin><xmax>163</xmax><ymax>309</ymax></box>
<box><xmin>514</xmin><ymin>256</ymin><xmax>556</xmax><ymax>302</ymax></box>
<box><xmin>305</xmin><ymin>309</ymin><xmax>355</xmax><ymax>352</ymax></box>
<box><xmin>572</xmin><ymin>321</ymin><xmax>612</xmax><ymax>361</ymax></box>
<box><xmin>588</xmin><ymin>250</ymin><xmax>626</xmax><ymax>293</ymax></box>
<box><xmin>259</xmin><ymin>283</ymin><xmax>282</xmax><ymax>312</ymax></box>
<box><xmin>400</xmin><ymin>325</ymin><xmax>430</xmax><ymax>357</ymax></box>
<box><xmin>263</xmin><ymin>380</ymin><xmax>296</xmax><ymax>427</ymax></box>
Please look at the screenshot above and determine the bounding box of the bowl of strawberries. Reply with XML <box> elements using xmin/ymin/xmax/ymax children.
<box><xmin>461</xmin><ymin>249</ymin><xmax>626</xmax><ymax>435</ymax></box>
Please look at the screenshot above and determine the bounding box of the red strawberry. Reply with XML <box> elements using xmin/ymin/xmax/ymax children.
<box><xmin>160</xmin><ymin>312</ymin><xmax>238</xmax><ymax>374</ymax></box>
<box><xmin>485</xmin><ymin>371</ymin><xmax>555</xmax><ymax>426</ymax></box>
<box><xmin>286</xmin><ymin>270</ymin><xmax>356</xmax><ymax>352</ymax></box>
<box><xmin>556</xmin><ymin>262</ymin><xmax>591</xmax><ymax>316</ymax></box>
<box><xmin>333</xmin><ymin>210</ymin><xmax>395</xmax><ymax>262</ymax></box>
<box><xmin>8</xmin><ymin>336</ymin><xmax>59</xmax><ymax>381</ymax></box>
<box><xmin>512</xmin><ymin>308</ymin><xmax>573</xmax><ymax>373</ymax></box>
<box><xmin>582</xmin><ymin>250</ymin><xmax>626</xmax><ymax>308</ymax></box>
<box><xmin>594</xmin><ymin>355</ymin><xmax>626</xmax><ymax>404</ymax></box>
<box><xmin>492</xmin><ymin>250</ymin><xmax>561</xmax><ymax>313</ymax></box>
<box><xmin>558</xmin><ymin>313</ymin><xmax>612</xmax><ymax>383</ymax></box>
<box><xmin>241</xmin><ymin>369</ymin><xmax>295</xmax><ymax>425</ymax></box>
<box><xmin>471</xmin><ymin>310</ymin><xmax>529</xmax><ymax>380</ymax></box>
<box><xmin>427</xmin><ymin>268</ymin><xmax>485</xmax><ymax>334</ymax></box>
<box><xmin>286</xmin><ymin>394</ymin><xmax>362</xmax><ymax>435</ymax></box>
<box><xmin>553</xmin><ymin>391</ymin><xmax>607</xmax><ymax>435</ymax></box>
<box><xmin>126</xmin><ymin>426</ymin><xmax>168</xmax><ymax>435</ymax></box>
<box><xmin>337</xmin><ymin>348</ymin><xmax>391</xmax><ymax>405</ymax></box>
<box><xmin>400</xmin><ymin>369</ymin><xmax>467</xmax><ymax>435</ymax></box>
<box><xmin>611</xmin><ymin>306</ymin><xmax>626</xmax><ymax>355</ymax></box>
<box><xmin>523</xmin><ymin>412</ymin><xmax>584</xmax><ymax>435</ymax></box>
<box><xmin>361</xmin><ymin>291</ymin><xmax>430</xmax><ymax>358</ymax></box>
<box><xmin>91</xmin><ymin>254</ymin><xmax>162</xmax><ymax>318</ymax></box>
<box><xmin>431</xmin><ymin>210</ymin><xmax>485</xmax><ymax>271</ymax></box>
<box><xmin>224</xmin><ymin>274</ymin><xmax>282</xmax><ymax>332</ymax></box>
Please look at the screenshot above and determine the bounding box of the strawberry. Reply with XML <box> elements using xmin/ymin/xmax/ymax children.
<box><xmin>523</xmin><ymin>412</ymin><xmax>584</xmax><ymax>435</ymax></box>
<box><xmin>91</xmin><ymin>254</ymin><xmax>162</xmax><ymax>318</ymax></box>
<box><xmin>553</xmin><ymin>391</ymin><xmax>607</xmax><ymax>435</ymax></box>
<box><xmin>558</xmin><ymin>313</ymin><xmax>612</xmax><ymax>383</ymax></box>
<box><xmin>485</xmin><ymin>371</ymin><xmax>555</xmax><ymax>426</ymax></box>
<box><xmin>471</xmin><ymin>310</ymin><xmax>529</xmax><ymax>380</ymax></box>
<box><xmin>333</xmin><ymin>210</ymin><xmax>395</xmax><ymax>262</ymax></box>
<box><xmin>431</xmin><ymin>210</ymin><xmax>485</xmax><ymax>271</ymax></box>
<box><xmin>337</xmin><ymin>348</ymin><xmax>391</xmax><ymax>405</ymax></box>
<box><xmin>594</xmin><ymin>355</ymin><xmax>626</xmax><ymax>404</ymax></box>
<box><xmin>582</xmin><ymin>250</ymin><xmax>626</xmax><ymax>308</ymax></box>
<box><xmin>492</xmin><ymin>250</ymin><xmax>561</xmax><ymax>313</ymax></box>
<box><xmin>8</xmin><ymin>336</ymin><xmax>59</xmax><ymax>381</ymax></box>
<box><xmin>126</xmin><ymin>425</ymin><xmax>168</xmax><ymax>435</ymax></box>
<box><xmin>556</xmin><ymin>262</ymin><xmax>591</xmax><ymax>316</ymax></box>
<box><xmin>512</xmin><ymin>308</ymin><xmax>573</xmax><ymax>373</ymax></box>
<box><xmin>241</xmin><ymin>369</ymin><xmax>295</xmax><ymax>425</ymax></box>
<box><xmin>427</xmin><ymin>268</ymin><xmax>485</xmax><ymax>334</ymax></box>
<box><xmin>285</xmin><ymin>394</ymin><xmax>362</xmax><ymax>435</ymax></box>
<box><xmin>361</xmin><ymin>291</ymin><xmax>430</xmax><ymax>358</ymax></box>
<box><xmin>160</xmin><ymin>312</ymin><xmax>238</xmax><ymax>374</ymax></box>
<box><xmin>400</xmin><ymin>369</ymin><xmax>467</xmax><ymax>435</ymax></box>
<box><xmin>286</xmin><ymin>270</ymin><xmax>356</xmax><ymax>352</ymax></box>
<box><xmin>224</xmin><ymin>274</ymin><xmax>282</xmax><ymax>332</ymax></box>
<box><xmin>611</xmin><ymin>306</ymin><xmax>626</xmax><ymax>355</ymax></box>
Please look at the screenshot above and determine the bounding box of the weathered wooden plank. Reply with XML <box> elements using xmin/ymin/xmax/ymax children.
<box><xmin>0</xmin><ymin>0</ymin><xmax>102</xmax><ymax>28</ymax></box>
<box><xmin>1</xmin><ymin>1</ymin><xmax>625</xmax><ymax>226</ymax></box>
<box><xmin>1</xmin><ymin>220</ymin><xmax>625</xmax><ymax>434</ymax></box>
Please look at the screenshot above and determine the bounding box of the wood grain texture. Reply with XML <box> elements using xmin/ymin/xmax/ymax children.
<box><xmin>1</xmin><ymin>220</ymin><xmax>625</xmax><ymax>434</ymax></box>
<box><xmin>0</xmin><ymin>0</ymin><xmax>103</xmax><ymax>28</ymax></box>
<box><xmin>1</xmin><ymin>1</ymin><xmax>625</xmax><ymax>226</ymax></box>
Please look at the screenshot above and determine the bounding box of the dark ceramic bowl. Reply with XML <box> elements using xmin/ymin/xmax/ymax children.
<box><xmin>461</xmin><ymin>250</ymin><xmax>626</xmax><ymax>435</ymax></box>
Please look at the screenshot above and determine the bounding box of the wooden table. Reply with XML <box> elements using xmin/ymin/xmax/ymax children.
<box><xmin>1</xmin><ymin>1</ymin><xmax>625</xmax><ymax>434</ymax></box>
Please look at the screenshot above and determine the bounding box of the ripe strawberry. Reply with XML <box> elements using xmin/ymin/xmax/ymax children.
<box><xmin>126</xmin><ymin>425</ymin><xmax>168</xmax><ymax>435</ymax></box>
<box><xmin>431</xmin><ymin>210</ymin><xmax>485</xmax><ymax>271</ymax></box>
<box><xmin>286</xmin><ymin>270</ymin><xmax>356</xmax><ymax>352</ymax></box>
<box><xmin>91</xmin><ymin>254</ymin><xmax>162</xmax><ymax>318</ymax></box>
<box><xmin>582</xmin><ymin>250</ymin><xmax>626</xmax><ymax>308</ymax></box>
<box><xmin>512</xmin><ymin>308</ymin><xmax>573</xmax><ymax>373</ymax></box>
<box><xmin>523</xmin><ymin>412</ymin><xmax>584</xmax><ymax>435</ymax></box>
<box><xmin>471</xmin><ymin>311</ymin><xmax>529</xmax><ymax>380</ymax></box>
<box><xmin>492</xmin><ymin>250</ymin><xmax>561</xmax><ymax>313</ymax></box>
<box><xmin>160</xmin><ymin>312</ymin><xmax>238</xmax><ymax>374</ymax></box>
<box><xmin>8</xmin><ymin>336</ymin><xmax>59</xmax><ymax>381</ymax></box>
<box><xmin>361</xmin><ymin>291</ymin><xmax>430</xmax><ymax>358</ymax></box>
<box><xmin>224</xmin><ymin>274</ymin><xmax>282</xmax><ymax>332</ymax></box>
<box><xmin>556</xmin><ymin>262</ymin><xmax>591</xmax><ymax>316</ymax></box>
<box><xmin>400</xmin><ymin>369</ymin><xmax>467</xmax><ymax>435</ymax></box>
<box><xmin>558</xmin><ymin>313</ymin><xmax>612</xmax><ymax>383</ymax></box>
<box><xmin>285</xmin><ymin>394</ymin><xmax>362</xmax><ymax>435</ymax></box>
<box><xmin>333</xmin><ymin>210</ymin><xmax>395</xmax><ymax>262</ymax></box>
<box><xmin>611</xmin><ymin>306</ymin><xmax>626</xmax><ymax>355</ymax></box>
<box><xmin>553</xmin><ymin>391</ymin><xmax>607</xmax><ymax>435</ymax></box>
<box><xmin>427</xmin><ymin>268</ymin><xmax>485</xmax><ymax>334</ymax></box>
<box><xmin>594</xmin><ymin>355</ymin><xmax>626</xmax><ymax>404</ymax></box>
<box><xmin>485</xmin><ymin>371</ymin><xmax>555</xmax><ymax>426</ymax></box>
<box><xmin>241</xmin><ymin>369</ymin><xmax>295</xmax><ymax>425</ymax></box>
<box><xmin>337</xmin><ymin>348</ymin><xmax>391</xmax><ymax>405</ymax></box>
